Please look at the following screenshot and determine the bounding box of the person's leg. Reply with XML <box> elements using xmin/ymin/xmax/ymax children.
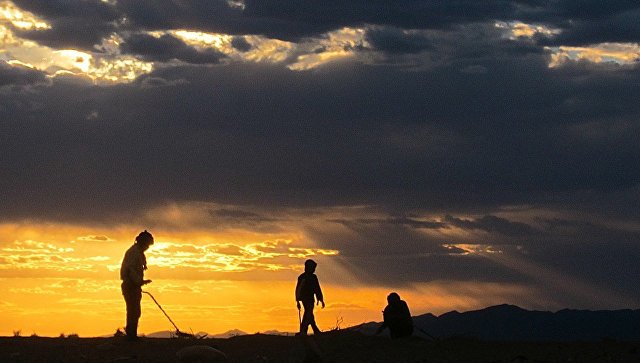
<box><xmin>310</xmin><ymin>313</ymin><xmax>321</xmax><ymax>335</ymax></box>
<box><xmin>300</xmin><ymin>301</ymin><xmax>315</xmax><ymax>335</ymax></box>
<box><xmin>302</xmin><ymin>301</ymin><xmax>321</xmax><ymax>335</ymax></box>
<box><xmin>123</xmin><ymin>288</ymin><xmax>142</xmax><ymax>339</ymax></box>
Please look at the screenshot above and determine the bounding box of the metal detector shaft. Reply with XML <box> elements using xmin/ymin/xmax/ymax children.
<box><xmin>142</xmin><ymin>290</ymin><xmax>181</xmax><ymax>333</ymax></box>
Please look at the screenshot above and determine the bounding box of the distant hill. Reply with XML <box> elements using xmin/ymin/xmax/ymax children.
<box><xmin>353</xmin><ymin>304</ymin><xmax>640</xmax><ymax>342</ymax></box>
<box><xmin>144</xmin><ymin>330</ymin><xmax>212</xmax><ymax>338</ymax></box>
<box><xmin>144</xmin><ymin>329</ymin><xmax>294</xmax><ymax>339</ymax></box>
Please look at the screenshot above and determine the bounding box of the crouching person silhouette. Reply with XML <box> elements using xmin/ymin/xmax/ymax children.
<box><xmin>120</xmin><ymin>230</ymin><xmax>154</xmax><ymax>341</ymax></box>
<box><xmin>295</xmin><ymin>259</ymin><xmax>325</xmax><ymax>335</ymax></box>
<box><xmin>375</xmin><ymin>292</ymin><xmax>413</xmax><ymax>339</ymax></box>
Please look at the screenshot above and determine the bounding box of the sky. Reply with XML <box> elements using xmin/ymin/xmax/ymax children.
<box><xmin>1</xmin><ymin>0</ymin><xmax>639</xmax><ymax>337</ymax></box>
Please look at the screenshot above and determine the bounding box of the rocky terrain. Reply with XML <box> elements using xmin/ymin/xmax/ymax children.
<box><xmin>3</xmin><ymin>329</ymin><xmax>640</xmax><ymax>362</ymax></box>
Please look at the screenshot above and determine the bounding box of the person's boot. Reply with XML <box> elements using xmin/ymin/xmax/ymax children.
<box><xmin>311</xmin><ymin>324</ymin><xmax>321</xmax><ymax>335</ymax></box>
<box><xmin>125</xmin><ymin>325</ymin><xmax>139</xmax><ymax>342</ymax></box>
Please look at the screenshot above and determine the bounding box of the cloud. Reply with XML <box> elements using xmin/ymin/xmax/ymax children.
<box><xmin>444</xmin><ymin>215</ymin><xmax>537</xmax><ymax>236</ymax></box>
<box><xmin>1</xmin><ymin>0</ymin><xmax>640</xmax><ymax>310</ymax></box>
<box><xmin>539</xmin><ymin>5</ymin><xmax>640</xmax><ymax>46</ymax></box>
<box><xmin>211</xmin><ymin>208</ymin><xmax>277</xmax><ymax>223</ymax></box>
<box><xmin>0</xmin><ymin>61</ymin><xmax>47</xmax><ymax>86</ymax></box>
<box><xmin>329</xmin><ymin>217</ymin><xmax>445</xmax><ymax>230</ymax></box>
<box><xmin>364</xmin><ymin>27</ymin><xmax>432</xmax><ymax>54</ymax></box>
<box><xmin>76</xmin><ymin>235</ymin><xmax>113</xmax><ymax>242</ymax></box>
<box><xmin>230</xmin><ymin>36</ymin><xmax>252</xmax><ymax>52</ymax></box>
<box><xmin>114</xmin><ymin>0</ymin><xmax>245</xmax><ymax>35</ymax></box>
<box><xmin>6</xmin><ymin>0</ymin><xmax>640</xmax><ymax>54</ymax></box>
<box><xmin>10</xmin><ymin>0</ymin><xmax>119</xmax><ymax>50</ymax></box>
<box><xmin>120</xmin><ymin>33</ymin><xmax>226</xmax><ymax>64</ymax></box>
<box><xmin>0</xmin><ymin>54</ymin><xmax>638</xmax><ymax>222</ymax></box>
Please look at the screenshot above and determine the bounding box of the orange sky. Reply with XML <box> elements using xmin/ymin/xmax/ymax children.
<box><xmin>0</xmin><ymin>219</ymin><xmax>542</xmax><ymax>337</ymax></box>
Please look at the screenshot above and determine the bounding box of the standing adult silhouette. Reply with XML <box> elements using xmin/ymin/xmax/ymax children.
<box><xmin>295</xmin><ymin>259</ymin><xmax>325</xmax><ymax>335</ymax></box>
<box><xmin>120</xmin><ymin>230</ymin><xmax>154</xmax><ymax>341</ymax></box>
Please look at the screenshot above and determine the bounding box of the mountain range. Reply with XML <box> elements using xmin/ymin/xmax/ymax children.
<box><xmin>354</xmin><ymin>304</ymin><xmax>640</xmax><ymax>342</ymax></box>
<box><xmin>142</xmin><ymin>304</ymin><xmax>640</xmax><ymax>342</ymax></box>
<box><xmin>144</xmin><ymin>328</ymin><xmax>292</xmax><ymax>339</ymax></box>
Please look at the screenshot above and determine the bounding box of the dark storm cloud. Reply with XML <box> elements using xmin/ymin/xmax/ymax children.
<box><xmin>13</xmin><ymin>18</ymin><xmax>117</xmax><ymax>50</ymax></box>
<box><xmin>329</xmin><ymin>217</ymin><xmax>445</xmax><ymax>230</ymax></box>
<box><xmin>120</xmin><ymin>33</ymin><xmax>226</xmax><ymax>64</ymax></box>
<box><xmin>0</xmin><ymin>61</ymin><xmax>47</xmax><ymax>87</ymax></box>
<box><xmin>2</xmin><ymin>0</ymin><xmax>640</xmax><ymax>308</ymax></box>
<box><xmin>444</xmin><ymin>215</ymin><xmax>537</xmax><ymax>236</ymax></box>
<box><xmin>513</xmin><ymin>217</ymin><xmax>640</xmax><ymax>303</ymax></box>
<box><xmin>364</xmin><ymin>27</ymin><xmax>433</xmax><ymax>54</ymax></box>
<box><xmin>114</xmin><ymin>0</ymin><xmax>243</xmax><ymax>33</ymax></box>
<box><xmin>230</xmin><ymin>36</ymin><xmax>252</xmax><ymax>52</ymax></box>
<box><xmin>540</xmin><ymin>8</ymin><xmax>640</xmax><ymax>46</ymax></box>
<box><xmin>10</xmin><ymin>0</ymin><xmax>118</xmax><ymax>19</ymax></box>
<box><xmin>111</xmin><ymin>0</ymin><xmax>525</xmax><ymax>41</ymax></box>
<box><xmin>11</xmin><ymin>0</ymin><xmax>119</xmax><ymax>50</ymax></box>
<box><xmin>304</xmin><ymin>219</ymin><xmax>528</xmax><ymax>286</ymax></box>
<box><xmin>1</xmin><ymin>52</ymin><xmax>639</xmax><ymax>221</ymax></box>
<box><xmin>210</xmin><ymin>208</ymin><xmax>279</xmax><ymax>225</ymax></box>
<box><xmin>9</xmin><ymin>0</ymin><xmax>640</xmax><ymax>53</ymax></box>
<box><xmin>241</xmin><ymin>0</ymin><xmax>531</xmax><ymax>39</ymax></box>
<box><xmin>364</xmin><ymin>23</ymin><xmax>544</xmax><ymax>57</ymax></box>
<box><xmin>306</xmin><ymin>210</ymin><xmax>640</xmax><ymax>306</ymax></box>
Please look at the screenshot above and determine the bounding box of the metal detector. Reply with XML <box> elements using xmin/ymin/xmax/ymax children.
<box><xmin>142</xmin><ymin>290</ymin><xmax>205</xmax><ymax>339</ymax></box>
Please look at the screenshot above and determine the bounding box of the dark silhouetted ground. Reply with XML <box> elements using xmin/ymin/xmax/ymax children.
<box><xmin>2</xmin><ymin>330</ymin><xmax>640</xmax><ymax>362</ymax></box>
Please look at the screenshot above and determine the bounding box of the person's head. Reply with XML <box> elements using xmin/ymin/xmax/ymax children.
<box><xmin>304</xmin><ymin>259</ymin><xmax>317</xmax><ymax>273</ymax></box>
<box><xmin>387</xmin><ymin>292</ymin><xmax>401</xmax><ymax>304</ymax></box>
<box><xmin>135</xmin><ymin>230</ymin><xmax>154</xmax><ymax>251</ymax></box>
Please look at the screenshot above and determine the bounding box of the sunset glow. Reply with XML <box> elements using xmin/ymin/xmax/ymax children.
<box><xmin>0</xmin><ymin>1</ymin><xmax>49</xmax><ymax>30</ymax></box>
<box><xmin>2</xmin><ymin>0</ymin><xmax>639</xmax><ymax>341</ymax></box>
<box><xmin>0</xmin><ymin>207</ymin><xmax>581</xmax><ymax>337</ymax></box>
<box><xmin>548</xmin><ymin>43</ymin><xmax>640</xmax><ymax>67</ymax></box>
<box><xmin>0</xmin><ymin>220</ymin><xmax>515</xmax><ymax>337</ymax></box>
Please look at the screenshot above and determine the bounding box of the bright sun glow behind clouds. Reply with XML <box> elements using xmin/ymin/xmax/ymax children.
<box><xmin>548</xmin><ymin>43</ymin><xmax>640</xmax><ymax>67</ymax></box>
<box><xmin>0</xmin><ymin>219</ymin><xmax>343</xmax><ymax>336</ymax></box>
<box><xmin>2</xmin><ymin>0</ymin><xmax>639</xmax><ymax>86</ymax></box>
<box><xmin>1</xmin><ymin>1</ymin><xmax>366</xmax><ymax>85</ymax></box>
<box><xmin>0</xmin><ymin>1</ymin><xmax>49</xmax><ymax>30</ymax></box>
<box><xmin>495</xmin><ymin>21</ymin><xmax>560</xmax><ymax>40</ymax></box>
<box><xmin>0</xmin><ymin>205</ymin><xmax>543</xmax><ymax>337</ymax></box>
<box><xmin>172</xmin><ymin>27</ymin><xmax>365</xmax><ymax>70</ymax></box>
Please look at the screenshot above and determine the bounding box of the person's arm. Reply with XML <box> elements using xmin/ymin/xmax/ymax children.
<box><xmin>375</xmin><ymin>308</ymin><xmax>388</xmax><ymax>334</ymax></box>
<box><xmin>295</xmin><ymin>276</ymin><xmax>302</xmax><ymax>309</ymax></box>
<box><xmin>402</xmin><ymin>301</ymin><xmax>411</xmax><ymax>319</ymax></box>
<box><xmin>314</xmin><ymin>275</ymin><xmax>325</xmax><ymax>308</ymax></box>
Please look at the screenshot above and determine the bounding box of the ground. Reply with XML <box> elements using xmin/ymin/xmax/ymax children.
<box><xmin>2</xmin><ymin>330</ymin><xmax>640</xmax><ymax>362</ymax></box>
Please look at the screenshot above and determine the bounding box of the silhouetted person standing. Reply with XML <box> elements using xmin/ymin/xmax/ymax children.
<box><xmin>296</xmin><ymin>259</ymin><xmax>325</xmax><ymax>335</ymax></box>
<box><xmin>120</xmin><ymin>230</ymin><xmax>154</xmax><ymax>341</ymax></box>
<box><xmin>375</xmin><ymin>292</ymin><xmax>413</xmax><ymax>339</ymax></box>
